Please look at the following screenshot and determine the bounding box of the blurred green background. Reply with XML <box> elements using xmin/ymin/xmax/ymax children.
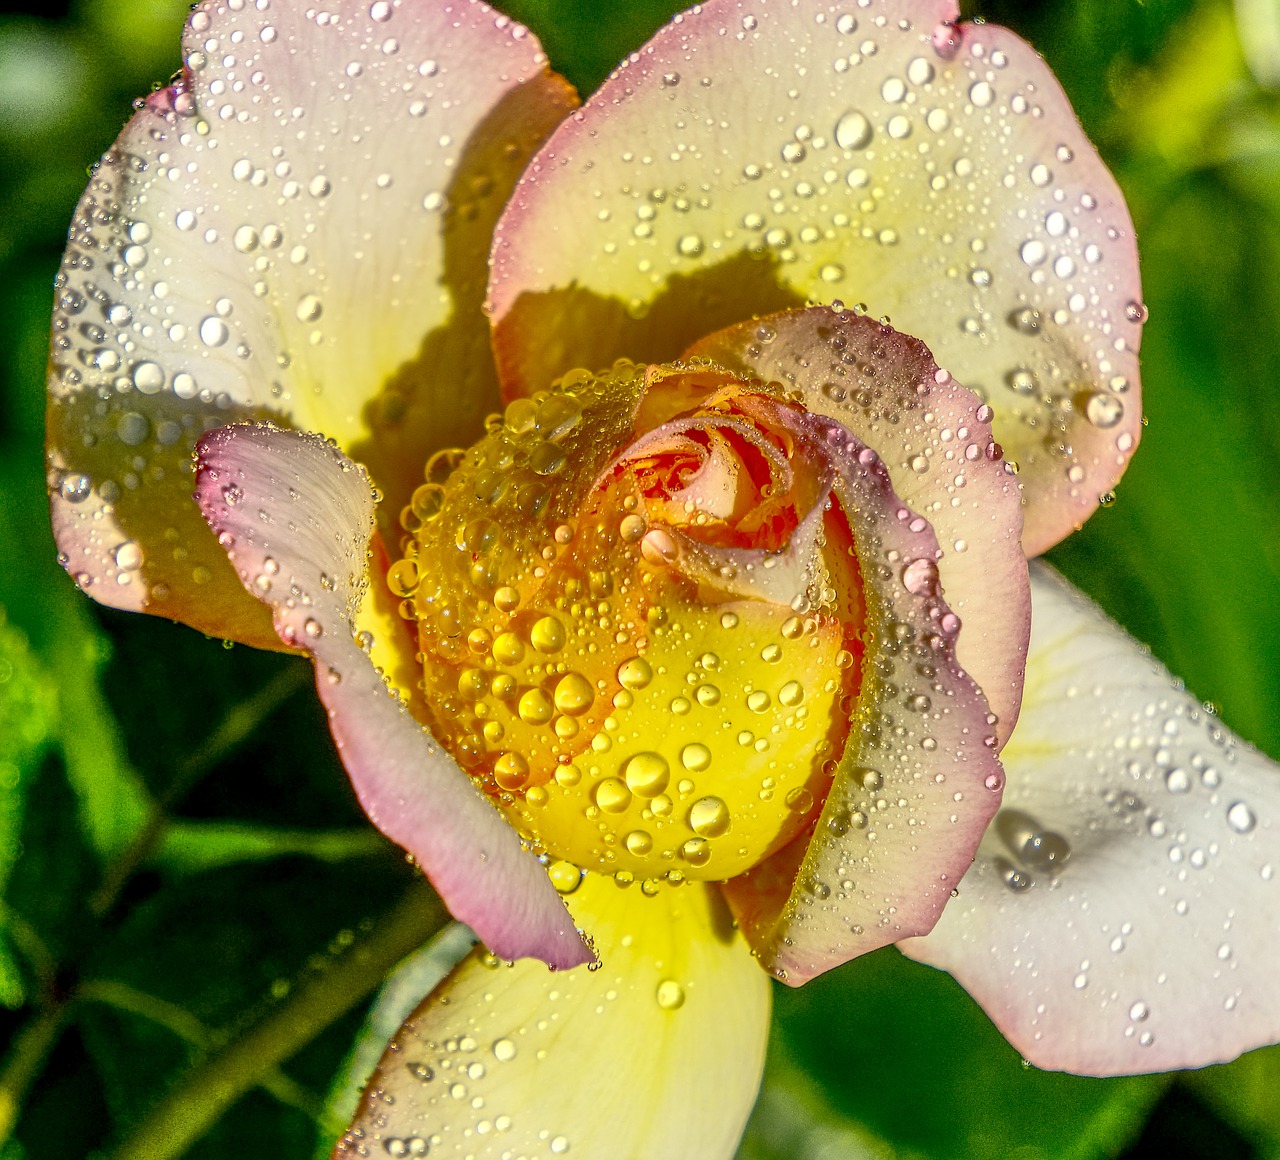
<box><xmin>1</xmin><ymin>0</ymin><xmax>1279</xmax><ymax>1156</ymax></box>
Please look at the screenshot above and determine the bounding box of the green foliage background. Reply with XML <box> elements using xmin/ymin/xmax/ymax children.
<box><xmin>0</xmin><ymin>0</ymin><xmax>1278</xmax><ymax>1156</ymax></box>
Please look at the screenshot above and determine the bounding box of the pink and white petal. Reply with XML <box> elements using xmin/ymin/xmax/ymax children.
<box><xmin>688</xmin><ymin>307</ymin><xmax>1029</xmax><ymax>745</ymax></box>
<box><xmin>337</xmin><ymin>874</ymin><xmax>770</xmax><ymax>1160</ymax></box>
<box><xmin>901</xmin><ymin>563</ymin><xmax>1280</xmax><ymax>1074</ymax></box>
<box><xmin>489</xmin><ymin>0</ymin><xmax>1142</xmax><ymax>555</ymax></box>
<box><xmin>48</xmin><ymin>0</ymin><xmax>576</xmax><ymax>644</ymax></box>
<box><xmin>194</xmin><ymin>423</ymin><xmax>590</xmax><ymax>970</ymax></box>
<box><xmin>724</xmin><ymin>410</ymin><xmax>1005</xmax><ymax>984</ymax></box>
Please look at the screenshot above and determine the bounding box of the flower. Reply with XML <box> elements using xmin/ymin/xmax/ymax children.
<box><xmin>45</xmin><ymin>0</ymin><xmax>1280</xmax><ymax>1156</ymax></box>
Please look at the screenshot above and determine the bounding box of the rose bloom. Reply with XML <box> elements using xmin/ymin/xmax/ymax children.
<box><xmin>46</xmin><ymin>0</ymin><xmax>1280</xmax><ymax>1156</ymax></box>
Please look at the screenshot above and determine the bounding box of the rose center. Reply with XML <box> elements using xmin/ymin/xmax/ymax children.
<box><xmin>396</xmin><ymin>364</ymin><xmax>865</xmax><ymax>885</ymax></box>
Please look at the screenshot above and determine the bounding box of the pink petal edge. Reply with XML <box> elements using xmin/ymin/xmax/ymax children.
<box><xmin>487</xmin><ymin>0</ymin><xmax>1143</xmax><ymax>556</ymax></box>
<box><xmin>687</xmin><ymin>306</ymin><xmax>1031</xmax><ymax>747</ymax></box>
<box><xmin>723</xmin><ymin>395</ymin><xmax>1006</xmax><ymax>983</ymax></box>
<box><xmin>194</xmin><ymin>422</ymin><xmax>592</xmax><ymax>970</ymax></box>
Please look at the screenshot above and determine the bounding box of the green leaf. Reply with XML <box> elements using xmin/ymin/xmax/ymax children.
<box><xmin>1188</xmin><ymin>1045</ymin><xmax>1280</xmax><ymax>1157</ymax></box>
<box><xmin>768</xmin><ymin>949</ymin><xmax>1165</xmax><ymax>1160</ymax></box>
<box><xmin>76</xmin><ymin>854</ymin><xmax>414</xmax><ymax>1144</ymax></box>
<box><xmin>0</xmin><ymin>611</ymin><xmax>58</xmax><ymax>1007</ymax></box>
<box><xmin>154</xmin><ymin>822</ymin><xmax>384</xmax><ymax>876</ymax></box>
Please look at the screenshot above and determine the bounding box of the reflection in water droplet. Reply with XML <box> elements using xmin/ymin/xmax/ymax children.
<box><xmin>1084</xmin><ymin>392</ymin><xmax>1124</xmax><ymax>429</ymax></box>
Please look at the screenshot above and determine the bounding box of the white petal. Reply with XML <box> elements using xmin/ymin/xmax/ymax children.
<box><xmin>48</xmin><ymin>0</ymin><xmax>574</xmax><ymax>642</ymax></box>
<box><xmin>902</xmin><ymin>563</ymin><xmax>1280</xmax><ymax>1074</ymax></box>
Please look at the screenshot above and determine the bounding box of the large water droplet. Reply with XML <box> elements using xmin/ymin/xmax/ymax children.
<box><xmin>835</xmin><ymin>110</ymin><xmax>873</xmax><ymax>150</ymax></box>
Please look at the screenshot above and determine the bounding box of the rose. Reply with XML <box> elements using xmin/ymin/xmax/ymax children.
<box><xmin>46</xmin><ymin>0</ymin><xmax>1280</xmax><ymax>1155</ymax></box>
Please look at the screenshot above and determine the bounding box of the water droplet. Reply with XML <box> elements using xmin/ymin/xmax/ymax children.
<box><xmin>594</xmin><ymin>778</ymin><xmax>632</xmax><ymax>813</ymax></box>
<box><xmin>1227</xmin><ymin>801</ymin><xmax>1257</xmax><ymax>833</ymax></box>
<box><xmin>387</xmin><ymin>558</ymin><xmax>420</xmax><ymax>597</ymax></box>
<box><xmin>132</xmin><ymin>361</ymin><xmax>165</xmax><ymax>394</ymax></box>
<box><xmin>548</xmin><ymin>860</ymin><xmax>582</xmax><ymax>894</ymax></box>
<box><xmin>116</xmin><ymin>411</ymin><xmax>149</xmax><ymax>446</ymax></box>
<box><xmin>199</xmin><ymin>316</ymin><xmax>229</xmax><ymax>346</ymax></box>
<box><xmin>114</xmin><ymin>540</ymin><xmax>142</xmax><ymax>570</ymax></box>
<box><xmin>655</xmin><ymin>979</ymin><xmax>685</xmax><ymax>1009</ymax></box>
<box><xmin>881</xmin><ymin>76</ymin><xmax>906</xmax><ymax>103</ymax></box>
<box><xmin>623</xmin><ymin>752</ymin><xmax>670</xmax><ymax>798</ymax></box>
<box><xmin>998</xmin><ymin>857</ymin><xmax>1033</xmax><ymax>892</ymax></box>
<box><xmin>785</xmin><ymin>786</ymin><xmax>814</xmax><ymax>813</ymax></box>
<box><xmin>494</xmin><ymin>752</ymin><xmax>530</xmax><ymax>790</ymax></box>
<box><xmin>680</xmin><ymin>743</ymin><xmax>711</xmax><ymax>772</ymax></box>
<box><xmin>835</xmin><ymin>110</ymin><xmax>872</xmax><ymax>150</ymax></box>
<box><xmin>517</xmin><ymin>688</ymin><xmax>554</xmax><ymax>725</ymax></box>
<box><xmin>680</xmin><ymin>837</ymin><xmax>711</xmax><ymax>866</ymax></box>
<box><xmin>1021</xmin><ymin>830</ymin><xmax>1070</xmax><ymax>872</ymax></box>
<box><xmin>625</xmin><ymin>829</ymin><xmax>653</xmax><ymax>855</ymax></box>
<box><xmin>1085</xmin><ymin>392</ymin><xmax>1124</xmax><ymax>428</ymax></box>
<box><xmin>1020</xmin><ymin>240</ymin><xmax>1046</xmax><ymax>267</ymax></box>
<box><xmin>902</xmin><ymin>558</ymin><xmax>939</xmax><ymax>596</ymax></box>
<box><xmin>688</xmin><ymin>796</ymin><xmax>731</xmax><ymax>838</ymax></box>
<box><xmin>619</xmin><ymin>513</ymin><xmax>647</xmax><ymax>542</ymax></box>
<box><xmin>1164</xmin><ymin>767</ymin><xmax>1190</xmax><ymax>794</ymax></box>
<box><xmin>907</xmin><ymin>56</ymin><xmax>935</xmax><ymax>85</ymax></box>
<box><xmin>554</xmin><ymin>673</ymin><xmax>594</xmax><ymax>716</ymax></box>
<box><xmin>778</xmin><ymin>680</ymin><xmax>804</xmax><ymax>707</ymax></box>
<box><xmin>530</xmin><ymin>616</ymin><xmax>566</xmax><ymax>653</ymax></box>
<box><xmin>295</xmin><ymin>294</ymin><xmax>323</xmax><ymax>322</ymax></box>
<box><xmin>969</xmin><ymin>80</ymin><xmax>993</xmax><ymax>107</ymax></box>
<box><xmin>617</xmin><ymin>657</ymin><xmax>653</xmax><ymax>689</ymax></box>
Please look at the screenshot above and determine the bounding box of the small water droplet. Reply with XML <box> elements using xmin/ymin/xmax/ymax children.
<box><xmin>1227</xmin><ymin>801</ymin><xmax>1257</xmax><ymax>833</ymax></box>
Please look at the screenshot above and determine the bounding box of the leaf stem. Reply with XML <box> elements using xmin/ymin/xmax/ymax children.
<box><xmin>106</xmin><ymin>877</ymin><xmax>446</xmax><ymax>1160</ymax></box>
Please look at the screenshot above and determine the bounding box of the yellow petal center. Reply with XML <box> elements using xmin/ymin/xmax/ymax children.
<box><xmin>397</xmin><ymin>363</ymin><xmax>864</xmax><ymax>884</ymax></box>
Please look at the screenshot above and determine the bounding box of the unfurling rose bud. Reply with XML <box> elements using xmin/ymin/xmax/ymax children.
<box><xmin>391</xmin><ymin>342</ymin><xmax>951</xmax><ymax>891</ymax></box>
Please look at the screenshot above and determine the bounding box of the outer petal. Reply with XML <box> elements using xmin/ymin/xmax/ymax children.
<box><xmin>724</xmin><ymin>409</ymin><xmax>1005</xmax><ymax>984</ymax></box>
<box><xmin>337</xmin><ymin>874</ymin><xmax>770</xmax><ymax>1159</ymax></box>
<box><xmin>902</xmin><ymin>564</ymin><xmax>1280</xmax><ymax>1074</ymax></box>
<box><xmin>194</xmin><ymin>423</ymin><xmax>590</xmax><ymax>969</ymax></box>
<box><xmin>489</xmin><ymin>0</ymin><xmax>1143</xmax><ymax>555</ymax></box>
<box><xmin>48</xmin><ymin>0</ymin><xmax>576</xmax><ymax>646</ymax></box>
<box><xmin>688</xmin><ymin>306</ymin><xmax>1029</xmax><ymax>745</ymax></box>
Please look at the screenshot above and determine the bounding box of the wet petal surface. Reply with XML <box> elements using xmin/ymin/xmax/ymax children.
<box><xmin>489</xmin><ymin>0</ymin><xmax>1142</xmax><ymax>554</ymax></box>
<box><xmin>902</xmin><ymin>564</ymin><xmax>1280</xmax><ymax>1074</ymax></box>
<box><xmin>195</xmin><ymin>422</ymin><xmax>590</xmax><ymax>969</ymax></box>
<box><xmin>723</xmin><ymin>404</ymin><xmax>1005</xmax><ymax>984</ymax></box>
<box><xmin>688</xmin><ymin>306</ymin><xmax>1029</xmax><ymax>744</ymax></box>
<box><xmin>48</xmin><ymin>0</ymin><xmax>574</xmax><ymax>644</ymax></box>
<box><xmin>338</xmin><ymin>873</ymin><xmax>769</xmax><ymax>1159</ymax></box>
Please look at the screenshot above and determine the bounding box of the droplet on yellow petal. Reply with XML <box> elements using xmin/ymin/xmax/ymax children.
<box><xmin>397</xmin><ymin>360</ymin><xmax>865</xmax><ymax>882</ymax></box>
